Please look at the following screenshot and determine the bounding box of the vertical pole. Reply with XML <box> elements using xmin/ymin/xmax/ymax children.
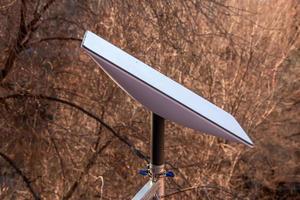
<box><xmin>151</xmin><ymin>113</ymin><xmax>164</xmax><ymax>165</ymax></box>
<box><xmin>150</xmin><ymin>112</ymin><xmax>165</xmax><ymax>199</ymax></box>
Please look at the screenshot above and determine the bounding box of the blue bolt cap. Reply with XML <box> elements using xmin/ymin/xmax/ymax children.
<box><xmin>166</xmin><ymin>171</ymin><xmax>175</xmax><ymax>177</ymax></box>
<box><xmin>138</xmin><ymin>169</ymin><xmax>148</xmax><ymax>176</ymax></box>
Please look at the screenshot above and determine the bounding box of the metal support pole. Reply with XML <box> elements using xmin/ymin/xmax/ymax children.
<box><xmin>132</xmin><ymin>113</ymin><xmax>165</xmax><ymax>200</ymax></box>
<box><xmin>151</xmin><ymin>113</ymin><xmax>165</xmax><ymax>166</ymax></box>
<box><xmin>150</xmin><ymin>112</ymin><xmax>165</xmax><ymax>199</ymax></box>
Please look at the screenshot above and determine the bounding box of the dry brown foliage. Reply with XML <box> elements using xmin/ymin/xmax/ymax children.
<box><xmin>0</xmin><ymin>0</ymin><xmax>299</xmax><ymax>199</ymax></box>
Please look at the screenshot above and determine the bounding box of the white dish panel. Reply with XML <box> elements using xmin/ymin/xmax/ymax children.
<box><xmin>82</xmin><ymin>31</ymin><xmax>253</xmax><ymax>147</ymax></box>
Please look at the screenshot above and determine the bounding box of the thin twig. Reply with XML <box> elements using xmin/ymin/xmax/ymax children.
<box><xmin>164</xmin><ymin>184</ymin><xmax>241</xmax><ymax>199</ymax></box>
<box><xmin>29</xmin><ymin>37</ymin><xmax>82</xmax><ymax>45</ymax></box>
<box><xmin>0</xmin><ymin>0</ymin><xmax>17</xmax><ymax>10</ymax></box>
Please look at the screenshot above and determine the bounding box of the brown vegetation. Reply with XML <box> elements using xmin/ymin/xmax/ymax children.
<box><xmin>0</xmin><ymin>0</ymin><xmax>299</xmax><ymax>199</ymax></box>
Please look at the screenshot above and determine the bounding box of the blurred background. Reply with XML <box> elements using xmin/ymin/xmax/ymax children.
<box><xmin>0</xmin><ymin>0</ymin><xmax>299</xmax><ymax>199</ymax></box>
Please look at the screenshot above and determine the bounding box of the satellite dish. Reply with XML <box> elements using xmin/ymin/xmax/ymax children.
<box><xmin>81</xmin><ymin>30</ymin><xmax>254</xmax><ymax>199</ymax></box>
<box><xmin>81</xmin><ymin>31</ymin><xmax>253</xmax><ymax>147</ymax></box>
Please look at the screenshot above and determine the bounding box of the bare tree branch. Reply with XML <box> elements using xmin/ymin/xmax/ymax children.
<box><xmin>0</xmin><ymin>93</ymin><xmax>149</xmax><ymax>162</ymax></box>
<box><xmin>0</xmin><ymin>0</ymin><xmax>57</xmax><ymax>82</ymax></box>
<box><xmin>0</xmin><ymin>152</ymin><xmax>41</xmax><ymax>200</ymax></box>
<box><xmin>62</xmin><ymin>139</ymin><xmax>112</xmax><ymax>200</ymax></box>
<box><xmin>0</xmin><ymin>0</ymin><xmax>17</xmax><ymax>10</ymax></box>
<box><xmin>28</xmin><ymin>36</ymin><xmax>82</xmax><ymax>45</ymax></box>
<box><xmin>27</xmin><ymin>0</ymin><xmax>57</xmax><ymax>32</ymax></box>
<box><xmin>164</xmin><ymin>184</ymin><xmax>241</xmax><ymax>199</ymax></box>
<box><xmin>0</xmin><ymin>0</ymin><xmax>27</xmax><ymax>81</ymax></box>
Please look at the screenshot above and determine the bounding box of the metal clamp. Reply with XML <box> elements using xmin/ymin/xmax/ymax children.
<box><xmin>138</xmin><ymin>164</ymin><xmax>175</xmax><ymax>181</ymax></box>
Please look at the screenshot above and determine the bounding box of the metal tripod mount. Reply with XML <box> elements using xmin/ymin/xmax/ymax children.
<box><xmin>132</xmin><ymin>113</ymin><xmax>167</xmax><ymax>200</ymax></box>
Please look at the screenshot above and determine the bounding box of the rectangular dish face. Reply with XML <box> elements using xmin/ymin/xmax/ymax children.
<box><xmin>82</xmin><ymin>31</ymin><xmax>253</xmax><ymax>147</ymax></box>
